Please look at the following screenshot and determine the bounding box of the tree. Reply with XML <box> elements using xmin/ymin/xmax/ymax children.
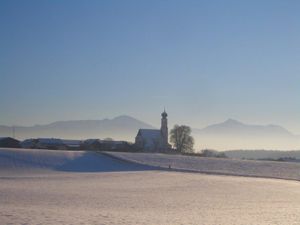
<box><xmin>170</xmin><ymin>125</ymin><xmax>194</xmax><ymax>153</ymax></box>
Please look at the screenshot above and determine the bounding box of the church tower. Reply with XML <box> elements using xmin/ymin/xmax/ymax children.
<box><xmin>160</xmin><ymin>109</ymin><xmax>168</xmax><ymax>147</ymax></box>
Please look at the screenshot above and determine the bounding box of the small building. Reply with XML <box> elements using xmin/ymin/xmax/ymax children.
<box><xmin>21</xmin><ymin>138</ymin><xmax>66</xmax><ymax>150</ymax></box>
<box><xmin>101</xmin><ymin>140</ymin><xmax>130</xmax><ymax>151</ymax></box>
<box><xmin>0</xmin><ymin>137</ymin><xmax>21</xmax><ymax>148</ymax></box>
<box><xmin>35</xmin><ymin>138</ymin><xmax>66</xmax><ymax>150</ymax></box>
<box><xmin>81</xmin><ymin>139</ymin><xmax>102</xmax><ymax>150</ymax></box>
<box><xmin>135</xmin><ymin>110</ymin><xmax>171</xmax><ymax>151</ymax></box>
<box><xmin>82</xmin><ymin>139</ymin><xmax>131</xmax><ymax>151</ymax></box>
<box><xmin>61</xmin><ymin>139</ymin><xmax>82</xmax><ymax>150</ymax></box>
<box><xmin>21</xmin><ymin>139</ymin><xmax>38</xmax><ymax>149</ymax></box>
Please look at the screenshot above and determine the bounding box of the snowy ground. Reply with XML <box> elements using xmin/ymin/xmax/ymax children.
<box><xmin>0</xmin><ymin>148</ymin><xmax>152</xmax><ymax>176</ymax></box>
<box><xmin>1</xmin><ymin>148</ymin><xmax>300</xmax><ymax>225</ymax></box>
<box><xmin>106</xmin><ymin>151</ymin><xmax>300</xmax><ymax>181</ymax></box>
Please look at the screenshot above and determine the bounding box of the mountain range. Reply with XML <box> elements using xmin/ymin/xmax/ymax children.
<box><xmin>0</xmin><ymin>116</ymin><xmax>299</xmax><ymax>150</ymax></box>
<box><xmin>194</xmin><ymin>119</ymin><xmax>293</xmax><ymax>137</ymax></box>
<box><xmin>0</xmin><ymin>115</ymin><xmax>154</xmax><ymax>142</ymax></box>
<box><xmin>192</xmin><ymin>119</ymin><xmax>299</xmax><ymax>150</ymax></box>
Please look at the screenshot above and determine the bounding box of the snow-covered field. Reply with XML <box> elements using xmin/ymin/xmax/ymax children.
<box><xmin>106</xmin><ymin>151</ymin><xmax>300</xmax><ymax>181</ymax></box>
<box><xmin>0</xmin><ymin>148</ymin><xmax>151</xmax><ymax>176</ymax></box>
<box><xmin>1</xmin><ymin>148</ymin><xmax>300</xmax><ymax>224</ymax></box>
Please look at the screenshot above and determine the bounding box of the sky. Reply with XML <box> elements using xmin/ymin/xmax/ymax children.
<box><xmin>1</xmin><ymin>0</ymin><xmax>300</xmax><ymax>133</ymax></box>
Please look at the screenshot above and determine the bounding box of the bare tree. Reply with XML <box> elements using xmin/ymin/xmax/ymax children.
<box><xmin>170</xmin><ymin>125</ymin><xmax>194</xmax><ymax>153</ymax></box>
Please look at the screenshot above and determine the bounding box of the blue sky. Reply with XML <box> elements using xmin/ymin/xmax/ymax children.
<box><xmin>1</xmin><ymin>0</ymin><xmax>300</xmax><ymax>133</ymax></box>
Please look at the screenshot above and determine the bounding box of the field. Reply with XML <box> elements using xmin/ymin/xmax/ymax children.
<box><xmin>1</xmin><ymin>148</ymin><xmax>300</xmax><ymax>225</ymax></box>
<box><xmin>106</xmin><ymin>151</ymin><xmax>300</xmax><ymax>181</ymax></box>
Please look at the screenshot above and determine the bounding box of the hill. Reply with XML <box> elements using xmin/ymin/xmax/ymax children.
<box><xmin>0</xmin><ymin>148</ymin><xmax>152</xmax><ymax>174</ymax></box>
<box><xmin>192</xmin><ymin>119</ymin><xmax>300</xmax><ymax>150</ymax></box>
<box><xmin>105</xmin><ymin>151</ymin><xmax>300</xmax><ymax>181</ymax></box>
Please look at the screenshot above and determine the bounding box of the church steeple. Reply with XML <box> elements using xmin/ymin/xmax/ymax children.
<box><xmin>161</xmin><ymin>109</ymin><xmax>168</xmax><ymax>147</ymax></box>
<box><xmin>161</xmin><ymin>108</ymin><xmax>168</xmax><ymax>118</ymax></box>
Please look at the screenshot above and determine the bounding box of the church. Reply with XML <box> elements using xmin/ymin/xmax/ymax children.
<box><xmin>135</xmin><ymin>110</ymin><xmax>171</xmax><ymax>151</ymax></box>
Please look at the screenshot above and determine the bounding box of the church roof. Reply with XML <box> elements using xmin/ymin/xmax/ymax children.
<box><xmin>137</xmin><ymin>129</ymin><xmax>161</xmax><ymax>148</ymax></box>
<box><xmin>137</xmin><ymin>129</ymin><xmax>161</xmax><ymax>139</ymax></box>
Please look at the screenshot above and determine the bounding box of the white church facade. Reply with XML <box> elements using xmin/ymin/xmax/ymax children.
<box><xmin>135</xmin><ymin>110</ymin><xmax>171</xmax><ymax>151</ymax></box>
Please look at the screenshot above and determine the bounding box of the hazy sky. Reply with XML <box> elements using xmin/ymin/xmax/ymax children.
<box><xmin>1</xmin><ymin>0</ymin><xmax>300</xmax><ymax>133</ymax></box>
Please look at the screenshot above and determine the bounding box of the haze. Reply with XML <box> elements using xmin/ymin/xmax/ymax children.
<box><xmin>1</xmin><ymin>1</ymin><xmax>300</xmax><ymax>141</ymax></box>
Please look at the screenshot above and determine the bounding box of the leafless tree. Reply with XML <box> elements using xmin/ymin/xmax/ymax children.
<box><xmin>170</xmin><ymin>125</ymin><xmax>194</xmax><ymax>153</ymax></box>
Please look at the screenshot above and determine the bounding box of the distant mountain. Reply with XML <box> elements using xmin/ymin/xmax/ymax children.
<box><xmin>194</xmin><ymin>119</ymin><xmax>293</xmax><ymax>137</ymax></box>
<box><xmin>192</xmin><ymin>119</ymin><xmax>300</xmax><ymax>151</ymax></box>
<box><xmin>0</xmin><ymin>115</ymin><xmax>155</xmax><ymax>141</ymax></box>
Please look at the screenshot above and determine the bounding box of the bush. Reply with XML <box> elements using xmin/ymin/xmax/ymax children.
<box><xmin>200</xmin><ymin>149</ymin><xmax>227</xmax><ymax>158</ymax></box>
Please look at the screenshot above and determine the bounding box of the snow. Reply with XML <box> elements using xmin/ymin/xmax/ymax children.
<box><xmin>0</xmin><ymin>148</ymin><xmax>153</xmax><ymax>175</ymax></box>
<box><xmin>105</xmin><ymin>151</ymin><xmax>300</xmax><ymax>181</ymax></box>
<box><xmin>1</xmin><ymin>148</ymin><xmax>300</xmax><ymax>224</ymax></box>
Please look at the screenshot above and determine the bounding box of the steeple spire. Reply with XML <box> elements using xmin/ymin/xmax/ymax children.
<box><xmin>161</xmin><ymin>108</ymin><xmax>168</xmax><ymax>118</ymax></box>
<box><xmin>161</xmin><ymin>109</ymin><xmax>168</xmax><ymax>147</ymax></box>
